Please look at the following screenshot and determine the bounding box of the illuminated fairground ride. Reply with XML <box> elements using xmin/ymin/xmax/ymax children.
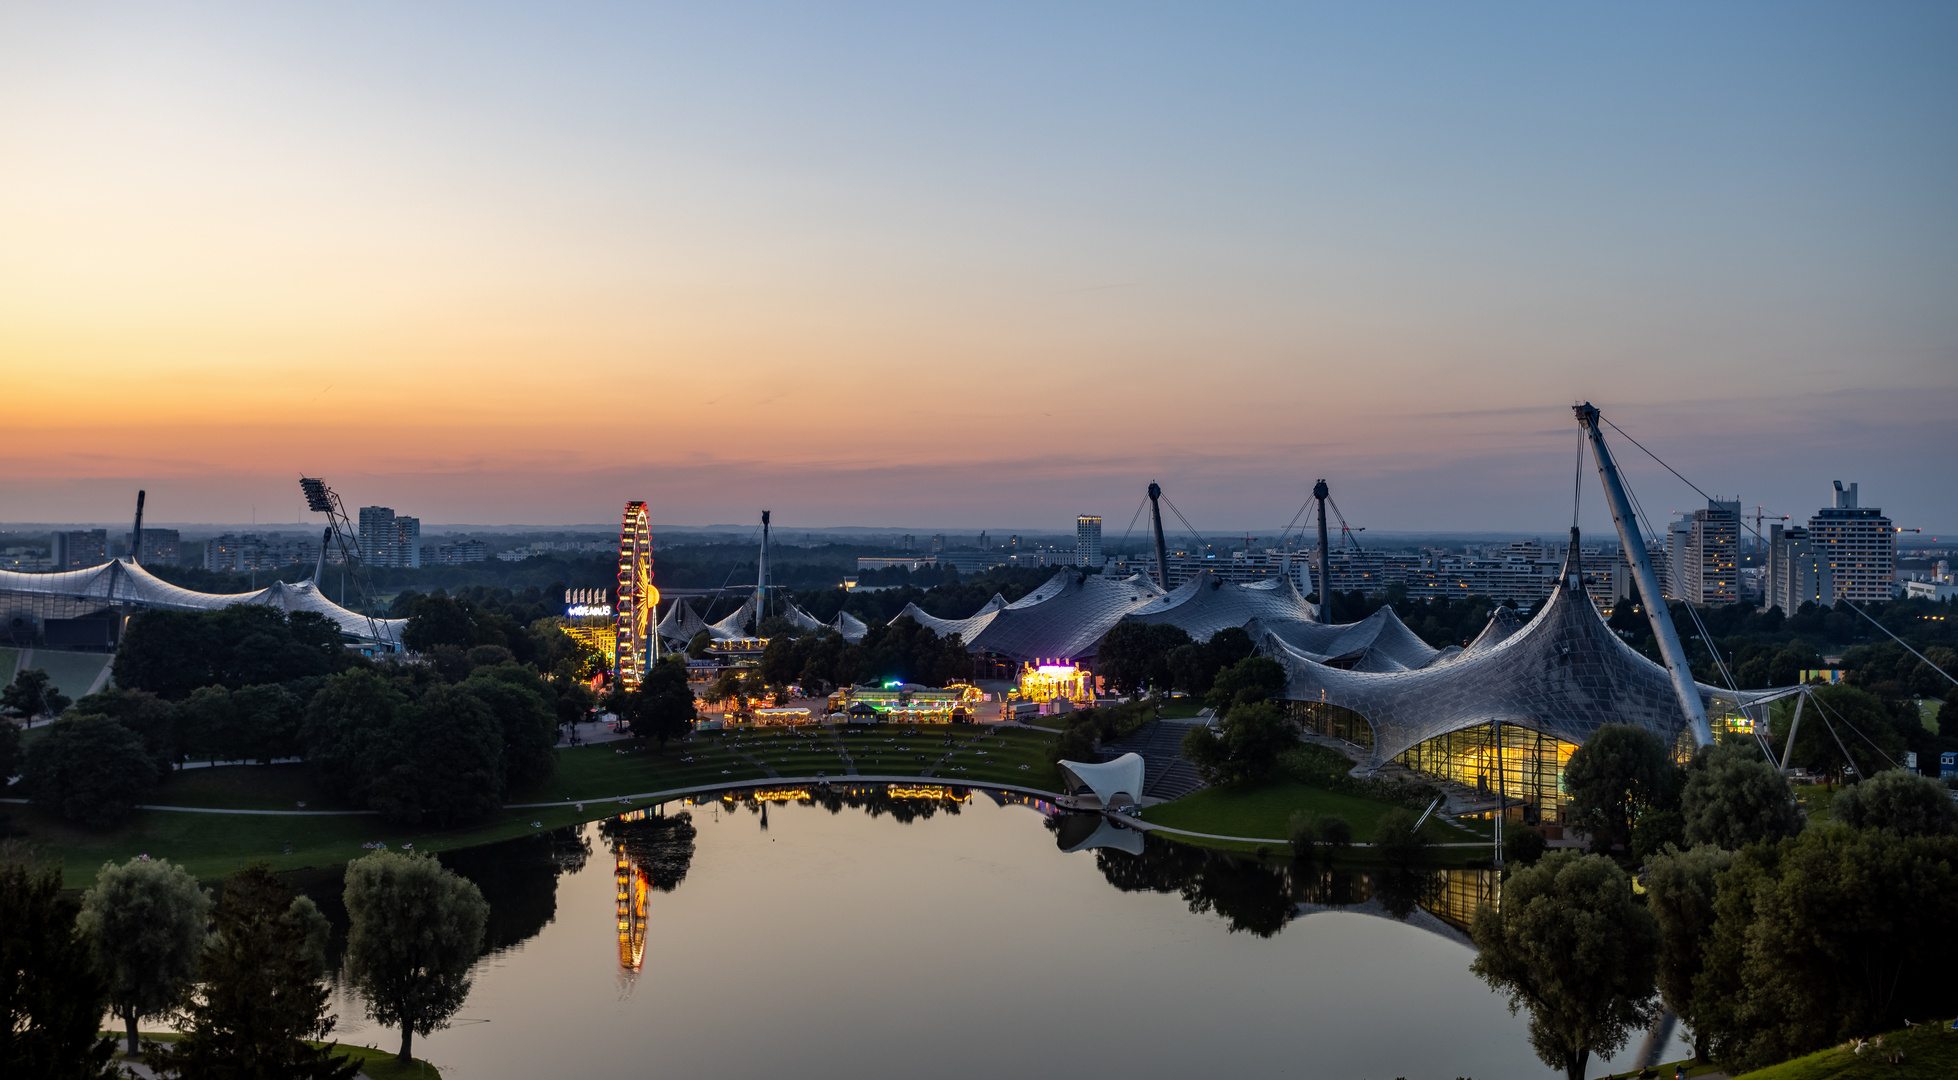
<box><xmin>615</xmin><ymin>843</ymin><xmax>650</xmax><ymax>973</ymax></box>
<box><xmin>615</xmin><ymin>502</ymin><xmax>658</xmax><ymax>689</ymax></box>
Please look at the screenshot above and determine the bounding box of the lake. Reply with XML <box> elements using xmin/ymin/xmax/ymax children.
<box><xmin>304</xmin><ymin>785</ymin><xmax>1686</xmax><ymax>1079</ymax></box>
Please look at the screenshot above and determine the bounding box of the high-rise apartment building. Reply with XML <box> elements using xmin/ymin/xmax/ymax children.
<box><xmin>1806</xmin><ymin>481</ymin><xmax>1893</xmax><ymax>604</ymax></box>
<box><xmin>357</xmin><ymin>506</ymin><xmax>423</xmax><ymax>568</ymax></box>
<box><xmin>129</xmin><ymin>528</ymin><xmax>182</xmax><ymax>566</ymax></box>
<box><xmin>1765</xmin><ymin>524</ymin><xmax>1834</xmax><ymax>612</ymax></box>
<box><xmin>51</xmin><ymin>529</ymin><xmax>109</xmax><ymax>570</ymax></box>
<box><xmin>1076</xmin><ymin>515</ymin><xmax>1103</xmax><ymax>568</ymax></box>
<box><xmin>1663</xmin><ymin>500</ymin><xmax>1739</xmax><ymax>604</ymax></box>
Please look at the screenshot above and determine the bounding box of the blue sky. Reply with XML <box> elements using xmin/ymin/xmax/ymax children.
<box><xmin>1</xmin><ymin>2</ymin><xmax>1953</xmax><ymax>531</ymax></box>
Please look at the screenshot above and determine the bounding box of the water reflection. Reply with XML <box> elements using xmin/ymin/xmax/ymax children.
<box><xmin>320</xmin><ymin>786</ymin><xmax>1652</xmax><ymax>1079</ymax></box>
<box><xmin>596</xmin><ymin>810</ymin><xmax>697</xmax><ymax>978</ymax></box>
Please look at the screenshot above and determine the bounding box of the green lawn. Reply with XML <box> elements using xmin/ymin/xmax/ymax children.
<box><xmin>10</xmin><ymin>726</ymin><xmax>1064</xmax><ymax>890</ymax></box>
<box><xmin>1154</xmin><ymin>698</ymin><xmax>1208</xmax><ymax>720</ymax></box>
<box><xmin>1920</xmin><ymin>698</ymin><xmax>1943</xmax><ymax>732</ymax></box>
<box><xmin>1795</xmin><ymin>783</ymin><xmax>1837</xmax><ymax>823</ymax></box>
<box><xmin>1723</xmin><ymin>1023</ymin><xmax>1958</xmax><ymax>1080</ymax></box>
<box><xmin>1143</xmin><ymin>780</ymin><xmax>1464</xmax><ymax>845</ymax></box>
<box><xmin>111</xmin><ymin>1033</ymin><xmax>443</xmax><ymax>1080</ymax></box>
<box><xmin>22</xmin><ymin>649</ymin><xmax>114</xmax><ymax>700</ymax></box>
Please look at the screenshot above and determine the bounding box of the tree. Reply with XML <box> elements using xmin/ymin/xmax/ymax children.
<box><xmin>1770</xmin><ymin>685</ymin><xmax>1905</xmax><ymax>780</ymax></box>
<box><xmin>1679</xmin><ymin>740</ymin><xmax>1802</xmax><ymax>850</ymax></box>
<box><xmin>1561</xmin><ymin>724</ymin><xmax>1681</xmax><ymax>853</ymax></box>
<box><xmin>374</xmin><ymin>685</ymin><xmax>504</xmax><ymax>827</ymax></box>
<box><xmin>77</xmin><ymin>857</ymin><xmax>212</xmax><ymax>1055</ymax></box>
<box><xmin>22</xmin><ymin>715</ymin><xmax>158</xmax><ymax>828</ymax></box>
<box><xmin>1694</xmin><ymin>827</ymin><xmax>1958</xmax><ymax>1071</ymax></box>
<box><xmin>113</xmin><ymin>607</ymin><xmax>343</xmax><ymax>700</ymax></box>
<box><xmin>153</xmin><ymin>864</ymin><xmax>358</xmax><ymax>1080</ymax></box>
<box><xmin>1202</xmin><ymin>656</ymin><xmax>1287</xmax><ymax>718</ymax></box>
<box><xmin>1503</xmin><ymin>826</ymin><xmax>1548</xmax><ymax>866</ymax></box>
<box><xmin>1830</xmin><ymin>767</ymin><xmax>1958</xmax><ymax>837</ymax></box>
<box><xmin>457</xmin><ymin>668</ymin><xmax>559</xmax><ymax>791</ymax></box>
<box><xmin>342</xmin><ymin>851</ymin><xmax>489</xmax><ymax>1065</ymax></box>
<box><xmin>402</xmin><ymin>593</ymin><xmax>483</xmax><ymax>652</ymax></box>
<box><xmin>624</xmin><ymin>657</ymin><xmax>697</xmax><ymax>751</ymax></box>
<box><xmin>302</xmin><ymin>669</ymin><xmax>409</xmax><ymax>806</ymax></box>
<box><xmin>1630</xmin><ymin>808</ymin><xmax>1684</xmax><ymax>862</ymax></box>
<box><xmin>1644</xmin><ymin>844</ymin><xmax>1734</xmax><ymax>1062</ymax></box>
<box><xmin>0</xmin><ymin>849</ymin><xmax>117</xmax><ymax>1079</ymax></box>
<box><xmin>1180</xmin><ymin>700</ymin><xmax>1298</xmax><ymax>785</ymax></box>
<box><xmin>1097</xmin><ymin>621</ymin><xmax>1191</xmax><ymax>697</ymax></box>
<box><xmin>0</xmin><ymin>717</ymin><xmax>20</xmax><ymax>784</ymax></box>
<box><xmin>69</xmin><ymin>688</ymin><xmax>181</xmax><ymax>771</ymax></box>
<box><xmin>1</xmin><ymin>668</ymin><xmax>70</xmax><ymax>722</ymax></box>
<box><xmin>1470</xmin><ymin>852</ymin><xmax>1661</xmax><ymax>1080</ymax></box>
<box><xmin>1372</xmin><ymin>807</ymin><xmax>1428</xmax><ymax>867</ymax></box>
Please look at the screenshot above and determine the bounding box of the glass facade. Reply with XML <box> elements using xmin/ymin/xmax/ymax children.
<box><xmin>1289</xmin><ymin>700</ymin><xmax>1376</xmax><ymax>751</ymax></box>
<box><xmin>1392</xmin><ymin>722</ymin><xmax>1577</xmax><ymax>822</ymax></box>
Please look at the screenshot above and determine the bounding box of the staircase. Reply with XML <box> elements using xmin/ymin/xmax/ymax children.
<box><xmin>1100</xmin><ymin>720</ymin><xmax>1208</xmax><ymax>801</ymax></box>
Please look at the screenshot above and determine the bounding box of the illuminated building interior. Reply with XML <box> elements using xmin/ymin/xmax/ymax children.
<box><xmin>1014</xmin><ymin>662</ymin><xmax>1095</xmax><ymax>705</ymax></box>
<box><xmin>1290</xmin><ymin>701</ymin><xmax>1377</xmax><ymax>751</ymax></box>
<box><xmin>1420</xmin><ymin>869</ymin><xmax>1501</xmax><ymax>932</ymax></box>
<box><xmin>615</xmin><ymin>501</ymin><xmax>657</xmax><ymax>689</ymax></box>
<box><xmin>1392</xmin><ymin>722</ymin><xmax>1577</xmax><ymax>823</ymax></box>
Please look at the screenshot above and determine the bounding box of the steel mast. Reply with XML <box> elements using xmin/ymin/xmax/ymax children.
<box><xmin>1313</xmin><ymin>479</ymin><xmax>1330</xmax><ymax>619</ymax></box>
<box><xmin>1146</xmin><ymin>482</ymin><xmax>1171</xmax><ymax>590</ymax></box>
<box><xmin>1574</xmin><ymin>403</ymin><xmax>1713</xmax><ymax>747</ymax></box>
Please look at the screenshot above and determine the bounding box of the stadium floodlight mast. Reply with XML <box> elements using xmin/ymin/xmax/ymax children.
<box><xmin>1573</xmin><ymin>403</ymin><xmax>1713</xmax><ymax>748</ymax></box>
<box><xmin>298</xmin><ymin>476</ymin><xmax>391</xmax><ymax>648</ymax></box>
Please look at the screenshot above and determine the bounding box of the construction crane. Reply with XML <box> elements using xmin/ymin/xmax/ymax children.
<box><xmin>299</xmin><ymin>477</ymin><xmax>390</xmax><ymax>648</ymax></box>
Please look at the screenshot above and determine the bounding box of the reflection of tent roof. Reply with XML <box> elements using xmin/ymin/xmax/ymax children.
<box><xmin>0</xmin><ymin>559</ymin><xmax>405</xmax><ymax>646</ymax></box>
<box><xmin>1262</xmin><ymin>541</ymin><xmax>1784</xmax><ymax>772</ymax></box>
<box><xmin>1058</xmin><ymin>753</ymin><xmax>1146</xmax><ymax>808</ymax></box>
<box><xmin>1055</xmin><ymin>813</ymin><xmax>1146</xmax><ymax>855</ymax></box>
<box><xmin>1125</xmin><ymin>571</ymin><xmax>1320</xmax><ymax>642</ymax></box>
<box><xmin>931</xmin><ymin>569</ymin><xmax>1164</xmax><ymax>662</ymax></box>
<box><xmin>1248</xmin><ymin>605</ymin><xmax>1444</xmax><ymax>672</ymax></box>
<box><xmin>656</xmin><ymin>598</ymin><xmax>709</xmax><ymax>643</ymax></box>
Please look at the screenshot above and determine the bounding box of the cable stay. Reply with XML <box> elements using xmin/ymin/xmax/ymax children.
<box><xmin>1159</xmin><ymin>496</ymin><xmax>1209</xmax><ymax>552</ymax></box>
<box><xmin>1841</xmin><ymin>599</ymin><xmax>1958</xmax><ymax>690</ymax></box>
<box><xmin>1115</xmin><ymin>497</ymin><xmax>1149</xmax><ymax>559</ymax></box>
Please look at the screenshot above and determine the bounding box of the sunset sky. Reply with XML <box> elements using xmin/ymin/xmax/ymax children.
<box><xmin>3</xmin><ymin>3</ymin><xmax>1953</xmax><ymax>533</ymax></box>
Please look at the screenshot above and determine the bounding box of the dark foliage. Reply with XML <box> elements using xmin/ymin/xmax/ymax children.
<box><xmin>1182</xmin><ymin>700</ymin><xmax>1299</xmax><ymax>785</ymax></box>
<box><xmin>22</xmin><ymin>716</ymin><xmax>158</xmax><ymax>828</ymax></box>
<box><xmin>0</xmin><ymin>853</ymin><xmax>117</xmax><ymax>1079</ymax></box>
<box><xmin>1561</xmin><ymin>724</ymin><xmax>1683</xmax><ymax>854</ymax></box>
<box><xmin>1</xmin><ymin>668</ymin><xmax>70</xmax><ymax>721</ymax></box>
<box><xmin>1695</xmin><ymin>827</ymin><xmax>1958</xmax><ymax>1071</ymax></box>
<box><xmin>152</xmin><ymin>865</ymin><xmax>358</xmax><ymax>1080</ymax></box>
<box><xmin>113</xmin><ymin>606</ymin><xmax>346</xmax><ymax>700</ymax></box>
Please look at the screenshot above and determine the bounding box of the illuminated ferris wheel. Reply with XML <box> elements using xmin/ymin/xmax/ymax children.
<box><xmin>616</xmin><ymin>501</ymin><xmax>658</xmax><ymax>688</ymax></box>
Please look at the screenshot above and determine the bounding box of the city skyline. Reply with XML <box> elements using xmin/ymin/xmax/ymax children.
<box><xmin>3</xmin><ymin>4</ymin><xmax>1953</xmax><ymax>530</ymax></box>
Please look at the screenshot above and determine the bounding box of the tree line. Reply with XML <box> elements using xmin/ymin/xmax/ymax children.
<box><xmin>1</xmin><ymin>846</ymin><xmax>493</xmax><ymax>1075</ymax></box>
<box><xmin>3</xmin><ymin>602</ymin><xmax>590</xmax><ymax>831</ymax></box>
<box><xmin>1470</xmin><ymin>723</ymin><xmax>1958</xmax><ymax>1079</ymax></box>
